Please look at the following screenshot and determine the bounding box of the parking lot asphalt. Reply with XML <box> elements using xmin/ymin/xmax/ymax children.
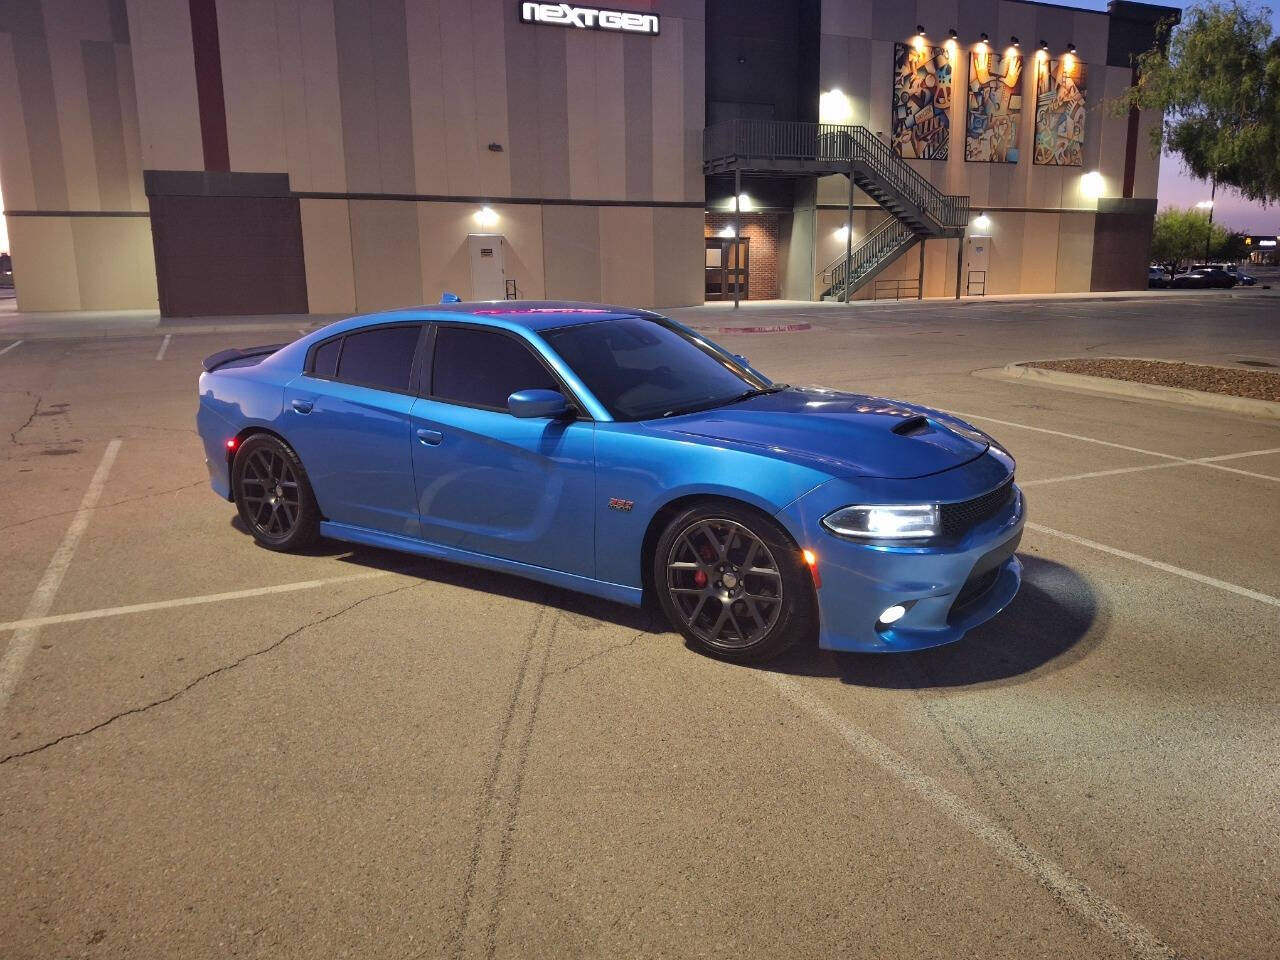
<box><xmin>1</xmin><ymin>294</ymin><xmax>1277</xmax><ymax>960</ymax></box>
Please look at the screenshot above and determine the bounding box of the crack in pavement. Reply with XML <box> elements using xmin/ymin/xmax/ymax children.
<box><xmin>8</xmin><ymin>393</ymin><xmax>41</xmax><ymax>445</ymax></box>
<box><xmin>0</xmin><ymin>581</ymin><xmax>419</xmax><ymax>766</ymax></box>
<box><xmin>551</xmin><ymin>627</ymin><xmax>650</xmax><ymax>676</ymax></box>
<box><xmin>0</xmin><ymin>478</ymin><xmax>208</xmax><ymax>533</ymax></box>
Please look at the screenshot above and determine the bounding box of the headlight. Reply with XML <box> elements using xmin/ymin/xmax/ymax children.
<box><xmin>821</xmin><ymin>503</ymin><xmax>940</xmax><ymax>540</ymax></box>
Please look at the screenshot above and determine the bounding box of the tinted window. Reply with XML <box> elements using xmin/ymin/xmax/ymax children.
<box><xmin>543</xmin><ymin>317</ymin><xmax>764</xmax><ymax>421</ymax></box>
<box><xmin>335</xmin><ymin>325</ymin><xmax>421</xmax><ymax>392</ymax></box>
<box><xmin>310</xmin><ymin>337</ymin><xmax>341</xmax><ymax>378</ymax></box>
<box><xmin>432</xmin><ymin>327</ymin><xmax>558</xmax><ymax>409</ymax></box>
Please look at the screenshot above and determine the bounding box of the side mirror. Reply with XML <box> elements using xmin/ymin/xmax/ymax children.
<box><xmin>508</xmin><ymin>388</ymin><xmax>570</xmax><ymax>419</ymax></box>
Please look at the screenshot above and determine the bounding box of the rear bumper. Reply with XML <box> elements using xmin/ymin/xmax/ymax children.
<box><xmin>779</xmin><ymin>482</ymin><xmax>1025</xmax><ymax>653</ymax></box>
<box><xmin>196</xmin><ymin>402</ymin><xmax>235</xmax><ymax>501</ymax></box>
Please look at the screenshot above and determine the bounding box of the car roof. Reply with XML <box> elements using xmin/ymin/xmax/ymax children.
<box><xmin>333</xmin><ymin>300</ymin><xmax>663</xmax><ymax>335</ymax></box>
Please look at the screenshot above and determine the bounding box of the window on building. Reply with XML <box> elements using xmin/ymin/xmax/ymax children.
<box><xmin>431</xmin><ymin>326</ymin><xmax>559</xmax><ymax>410</ymax></box>
<box><xmin>334</xmin><ymin>325</ymin><xmax>421</xmax><ymax>392</ymax></box>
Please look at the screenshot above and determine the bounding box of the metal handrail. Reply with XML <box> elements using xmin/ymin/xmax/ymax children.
<box><xmin>822</xmin><ymin>217</ymin><xmax>914</xmax><ymax>299</ymax></box>
<box><xmin>704</xmin><ymin>120</ymin><xmax>969</xmax><ymax>229</ymax></box>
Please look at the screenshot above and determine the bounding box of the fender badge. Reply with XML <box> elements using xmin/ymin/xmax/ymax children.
<box><xmin>608</xmin><ymin>497</ymin><xmax>634</xmax><ymax>512</ymax></box>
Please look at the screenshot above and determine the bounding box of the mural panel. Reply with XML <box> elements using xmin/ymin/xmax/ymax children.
<box><xmin>965</xmin><ymin>50</ymin><xmax>1022</xmax><ymax>163</ymax></box>
<box><xmin>892</xmin><ymin>42</ymin><xmax>952</xmax><ymax>160</ymax></box>
<box><xmin>1034</xmin><ymin>57</ymin><xmax>1087</xmax><ymax>166</ymax></box>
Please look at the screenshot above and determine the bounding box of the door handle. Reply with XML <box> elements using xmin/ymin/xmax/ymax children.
<box><xmin>416</xmin><ymin>428</ymin><xmax>443</xmax><ymax>446</ymax></box>
<box><xmin>291</xmin><ymin>399</ymin><xmax>314</xmax><ymax>414</ymax></box>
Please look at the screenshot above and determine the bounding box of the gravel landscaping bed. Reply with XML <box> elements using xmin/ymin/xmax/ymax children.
<box><xmin>1028</xmin><ymin>358</ymin><xmax>1280</xmax><ymax>403</ymax></box>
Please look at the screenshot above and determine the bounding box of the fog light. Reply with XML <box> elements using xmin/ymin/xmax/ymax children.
<box><xmin>878</xmin><ymin>604</ymin><xmax>907</xmax><ymax>625</ymax></box>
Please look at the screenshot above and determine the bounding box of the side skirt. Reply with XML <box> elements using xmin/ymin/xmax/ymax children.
<box><xmin>318</xmin><ymin>521</ymin><xmax>644</xmax><ymax>608</ymax></box>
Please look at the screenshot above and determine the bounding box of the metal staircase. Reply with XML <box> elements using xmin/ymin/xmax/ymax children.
<box><xmin>703</xmin><ymin>120</ymin><xmax>969</xmax><ymax>299</ymax></box>
<box><xmin>818</xmin><ymin>218</ymin><xmax>917</xmax><ymax>302</ymax></box>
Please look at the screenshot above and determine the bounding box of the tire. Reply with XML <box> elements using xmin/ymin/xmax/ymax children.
<box><xmin>653</xmin><ymin>502</ymin><xmax>816</xmax><ymax>662</ymax></box>
<box><xmin>232</xmin><ymin>433</ymin><xmax>320</xmax><ymax>551</ymax></box>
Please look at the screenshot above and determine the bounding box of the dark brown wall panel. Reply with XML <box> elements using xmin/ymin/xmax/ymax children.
<box><xmin>149</xmin><ymin>193</ymin><xmax>308</xmax><ymax>316</ymax></box>
<box><xmin>1090</xmin><ymin>199</ymin><xmax>1156</xmax><ymax>292</ymax></box>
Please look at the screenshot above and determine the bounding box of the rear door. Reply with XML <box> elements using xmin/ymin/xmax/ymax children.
<box><xmin>410</xmin><ymin>323</ymin><xmax>596</xmax><ymax>578</ymax></box>
<box><xmin>283</xmin><ymin>323</ymin><xmax>426</xmax><ymax>536</ymax></box>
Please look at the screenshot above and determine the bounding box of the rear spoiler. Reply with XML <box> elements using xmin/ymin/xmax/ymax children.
<box><xmin>202</xmin><ymin>343</ymin><xmax>287</xmax><ymax>373</ymax></box>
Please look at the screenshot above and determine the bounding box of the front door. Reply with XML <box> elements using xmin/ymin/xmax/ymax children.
<box><xmin>410</xmin><ymin>324</ymin><xmax>596</xmax><ymax>578</ymax></box>
<box><xmin>283</xmin><ymin>323</ymin><xmax>424</xmax><ymax>537</ymax></box>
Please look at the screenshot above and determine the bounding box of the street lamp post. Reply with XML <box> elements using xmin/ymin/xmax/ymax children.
<box><xmin>1199</xmin><ymin>177</ymin><xmax>1217</xmax><ymax>265</ymax></box>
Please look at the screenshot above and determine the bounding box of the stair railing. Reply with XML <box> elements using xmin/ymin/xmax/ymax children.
<box><xmin>704</xmin><ymin>120</ymin><xmax>969</xmax><ymax>229</ymax></box>
<box><xmin>820</xmin><ymin>217</ymin><xmax>914</xmax><ymax>299</ymax></box>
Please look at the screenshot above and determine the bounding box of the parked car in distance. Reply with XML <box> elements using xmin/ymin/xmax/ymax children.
<box><xmin>1170</xmin><ymin>267</ymin><xmax>1237</xmax><ymax>289</ymax></box>
<box><xmin>1237</xmin><ymin>271</ymin><xmax>1258</xmax><ymax>285</ymax></box>
<box><xmin>1148</xmin><ymin>266</ymin><xmax>1170</xmax><ymax>288</ymax></box>
<box><xmin>197</xmin><ymin>300</ymin><xmax>1025</xmax><ymax>662</ymax></box>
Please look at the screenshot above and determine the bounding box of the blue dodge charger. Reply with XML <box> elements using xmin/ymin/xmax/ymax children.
<box><xmin>197</xmin><ymin>301</ymin><xmax>1024</xmax><ymax>662</ymax></box>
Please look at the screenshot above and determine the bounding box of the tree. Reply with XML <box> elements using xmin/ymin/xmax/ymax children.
<box><xmin>1115</xmin><ymin>2</ymin><xmax>1280</xmax><ymax>204</ymax></box>
<box><xmin>1150</xmin><ymin>208</ymin><xmax>1231</xmax><ymax>271</ymax></box>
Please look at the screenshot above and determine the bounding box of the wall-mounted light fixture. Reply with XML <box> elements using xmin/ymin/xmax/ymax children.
<box><xmin>973</xmin><ymin>212</ymin><xmax>992</xmax><ymax>231</ymax></box>
<box><xmin>948</xmin><ymin>28</ymin><xmax>958</xmax><ymax>40</ymax></box>
<box><xmin>1038</xmin><ymin>40</ymin><xmax>1049</xmax><ymax>51</ymax></box>
<box><xmin>718</xmin><ymin>225</ymin><xmax>736</xmax><ymax>238</ymax></box>
<box><xmin>835</xmin><ymin>224</ymin><xmax>853</xmax><ymax>242</ymax></box>
<box><xmin>1010</xmin><ymin>35</ymin><xmax>1020</xmax><ymax>48</ymax></box>
<box><xmin>487</xmin><ymin>142</ymin><xmax>504</xmax><ymax>152</ymax></box>
<box><xmin>736</xmin><ymin>193</ymin><xmax>753</xmax><ymax>212</ymax></box>
<box><xmin>473</xmin><ymin>206</ymin><xmax>499</xmax><ymax>227</ymax></box>
<box><xmin>979</xmin><ymin>32</ymin><xmax>989</xmax><ymax>42</ymax></box>
<box><xmin>1066</xmin><ymin>42</ymin><xmax>1077</xmax><ymax>53</ymax></box>
<box><xmin>1080</xmin><ymin>171</ymin><xmax>1105</xmax><ymax>198</ymax></box>
<box><xmin>819</xmin><ymin>88</ymin><xmax>855</xmax><ymax>124</ymax></box>
<box><xmin>916</xmin><ymin>24</ymin><xmax>926</xmax><ymax>37</ymax></box>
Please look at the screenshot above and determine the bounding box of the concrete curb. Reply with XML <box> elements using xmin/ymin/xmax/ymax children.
<box><xmin>976</xmin><ymin>360</ymin><xmax>1280</xmax><ymax>421</ymax></box>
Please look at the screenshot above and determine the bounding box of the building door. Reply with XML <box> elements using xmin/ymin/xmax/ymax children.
<box><xmin>964</xmin><ymin>234</ymin><xmax>992</xmax><ymax>295</ymax></box>
<box><xmin>468</xmin><ymin>234</ymin><xmax>506</xmax><ymax>300</ymax></box>
<box><xmin>705</xmin><ymin>236</ymin><xmax>749</xmax><ymax>300</ymax></box>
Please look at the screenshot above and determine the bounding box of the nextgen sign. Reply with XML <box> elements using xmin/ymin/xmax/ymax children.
<box><xmin>519</xmin><ymin>3</ymin><xmax>660</xmax><ymax>35</ymax></box>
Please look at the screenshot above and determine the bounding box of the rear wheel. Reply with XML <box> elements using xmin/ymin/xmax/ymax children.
<box><xmin>653</xmin><ymin>503</ymin><xmax>815</xmax><ymax>662</ymax></box>
<box><xmin>232</xmin><ymin>433</ymin><xmax>319</xmax><ymax>551</ymax></box>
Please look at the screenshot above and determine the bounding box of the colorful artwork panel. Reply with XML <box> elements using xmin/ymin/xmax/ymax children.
<box><xmin>892</xmin><ymin>42</ymin><xmax>952</xmax><ymax>160</ymax></box>
<box><xmin>965</xmin><ymin>50</ymin><xmax>1022</xmax><ymax>163</ymax></box>
<box><xmin>1034</xmin><ymin>57</ymin><xmax>1087</xmax><ymax>166</ymax></box>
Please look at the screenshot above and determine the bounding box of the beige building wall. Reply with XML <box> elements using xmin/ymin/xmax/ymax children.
<box><xmin>0</xmin><ymin>0</ymin><xmax>157</xmax><ymax>310</ymax></box>
<box><xmin>218</xmin><ymin>0</ymin><xmax>705</xmax><ymax>312</ymax></box>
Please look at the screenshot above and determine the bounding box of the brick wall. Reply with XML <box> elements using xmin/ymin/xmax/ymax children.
<box><xmin>704</xmin><ymin>213</ymin><xmax>779</xmax><ymax>300</ymax></box>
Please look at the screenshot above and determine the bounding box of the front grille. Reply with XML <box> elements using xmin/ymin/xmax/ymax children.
<box><xmin>940</xmin><ymin>478</ymin><xmax>1015</xmax><ymax>538</ymax></box>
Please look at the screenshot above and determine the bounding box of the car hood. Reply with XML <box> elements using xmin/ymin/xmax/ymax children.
<box><xmin>647</xmin><ymin>387</ymin><xmax>990</xmax><ymax>480</ymax></box>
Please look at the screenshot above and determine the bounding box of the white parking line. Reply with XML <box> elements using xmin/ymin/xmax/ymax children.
<box><xmin>155</xmin><ymin>334</ymin><xmax>171</xmax><ymax>361</ymax></box>
<box><xmin>0</xmin><ymin>439</ymin><xmax>122</xmax><ymax>712</ymax></box>
<box><xmin>0</xmin><ymin>571</ymin><xmax>392</xmax><ymax>633</ymax></box>
<box><xmin>1022</xmin><ymin>446</ymin><xmax>1280</xmax><ymax>487</ymax></box>
<box><xmin>1027</xmin><ymin>521</ymin><xmax>1280</xmax><ymax>608</ymax></box>
<box><xmin>0</xmin><ymin>339</ymin><xmax>22</xmax><ymax>357</ymax></box>
<box><xmin>760</xmin><ymin>672</ymin><xmax>1179</xmax><ymax>960</ymax></box>
<box><xmin>953</xmin><ymin>412</ymin><xmax>1280</xmax><ymax>481</ymax></box>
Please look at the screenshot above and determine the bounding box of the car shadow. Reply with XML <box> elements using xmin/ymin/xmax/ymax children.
<box><xmin>760</xmin><ymin>555</ymin><xmax>1101</xmax><ymax>688</ymax></box>
<box><xmin>228</xmin><ymin>515</ymin><xmax>659</xmax><ymax>632</ymax></box>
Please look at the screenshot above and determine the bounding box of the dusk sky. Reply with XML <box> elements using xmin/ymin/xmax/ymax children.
<box><xmin>1062</xmin><ymin>0</ymin><xmax>1280</xmax><ymax>233</ymax></box>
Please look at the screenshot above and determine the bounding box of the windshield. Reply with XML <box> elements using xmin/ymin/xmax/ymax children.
<box><xmin>542</xmin><ymin>316</ymin><xmax>770</xmax><ymax>421</ymax></box>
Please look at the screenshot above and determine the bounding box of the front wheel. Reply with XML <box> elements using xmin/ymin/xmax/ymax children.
<box><xmin>653</xmin><ymin>503</ymin><xmax>816</xmax><ymax>662</ymax></box>
<box><xmin>232</xmin><ymin>433</ymin><xmax>320</xmax><ymax>551</ymax></box>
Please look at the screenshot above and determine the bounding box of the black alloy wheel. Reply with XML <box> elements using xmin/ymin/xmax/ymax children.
<box><xmin>232</xmin><ymin>434</ymin><xmax>320</xmax><ymax>551</ymax></box>
<box><xmin>654</xmin><ymin>503</ymin><xmax>815</xmax><ymax>662</ymax></box>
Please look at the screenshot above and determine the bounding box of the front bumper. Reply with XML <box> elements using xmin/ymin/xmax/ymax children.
<box><xmin>779</xmin><ymin>478</ymin><xmax>1025</xmax><ymax>653</ymax></box>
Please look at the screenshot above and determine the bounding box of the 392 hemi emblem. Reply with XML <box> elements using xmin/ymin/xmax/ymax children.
<box><xmin>608</xmin><ymin>497</ymin><xmax>634</xmax><ymax>512</ymax></box>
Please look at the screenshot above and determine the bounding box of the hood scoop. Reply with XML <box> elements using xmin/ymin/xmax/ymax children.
<box><xmin>892</xmin><ymin>415</ymin><xmax>932</xmax><ymax>437</ymax></box>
